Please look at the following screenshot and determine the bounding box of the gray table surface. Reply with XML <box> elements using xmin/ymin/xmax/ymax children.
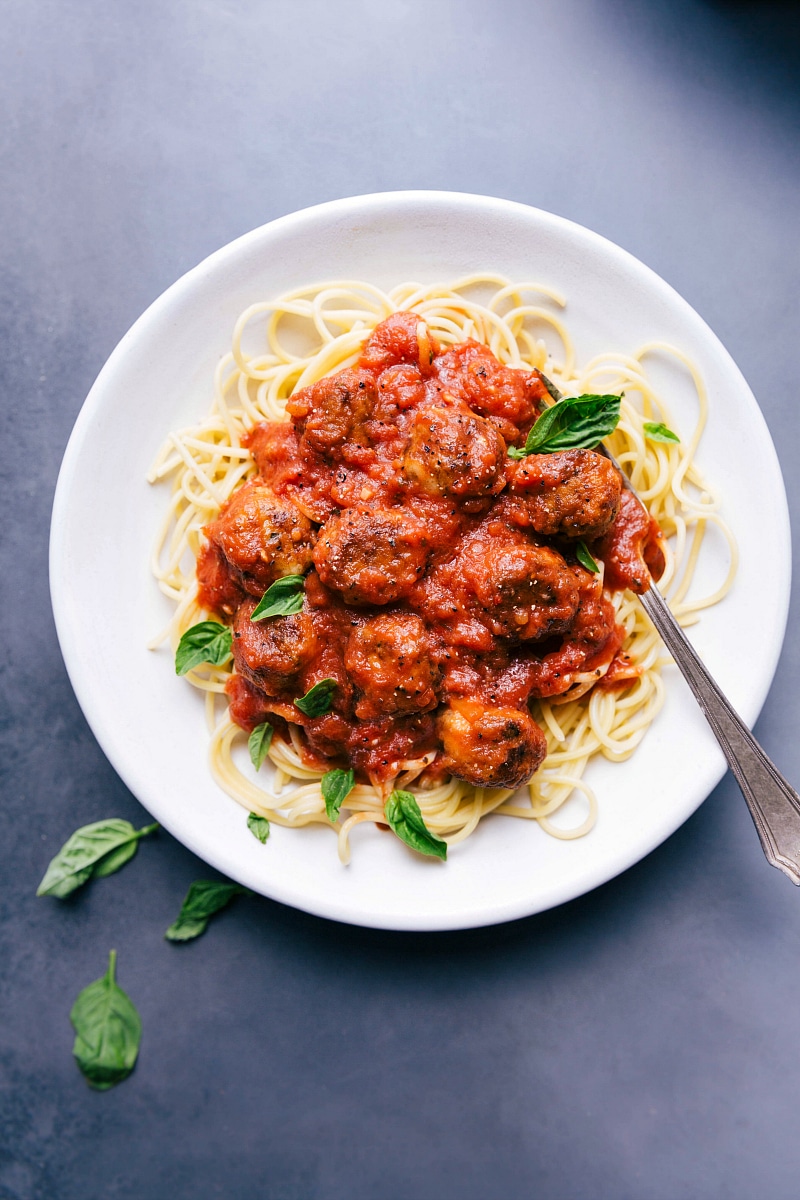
<box><xmin>2</xmin><ymin>1</ymin><xmax>799</xmax><ymax>1197</ymax></box>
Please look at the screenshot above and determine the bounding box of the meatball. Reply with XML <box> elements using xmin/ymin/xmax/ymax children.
<box><xmin>402</xmin><ymin>406</ymin><xmax>507</xmax><ymax>498</ymax></box>
<box><xmin>207</xmin><ymin>480</ymin><xmax>315</xmax><ymax>596</ymax></box>
<box><xmin>345</xmin><ymin>612</ymin><xmax>440</xmax><ymax>719</ymax></box>
<box><xmin>286</xmin><ymin>368</ymin><xmax>376</xmax><ymax>455</ymax></box>
<box><xmin>437</xmin><ymin>699</ymin><xmax>548</xmax><ymax>789</ymax></box>
<box><xmin>232</xmin><ymin>598</ymin><xmax>318</xmax><ymax>695</ymax></box>
<box><xmin>459</xmin><ymin>527</ymin><xmax>580</xmax><ymax>640</ymax></box>
<box><xmin>313</xmin><ymin>507</ymin><xmax>431</xmax><ymax>606</ymax></box>
<box><xmin>508</xmin><ymin>449</ymin><xmax>622</xmax><ymax>540</ymax></box>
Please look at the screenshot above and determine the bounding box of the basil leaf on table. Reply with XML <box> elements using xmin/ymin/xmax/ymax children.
<box><xmin>248</xmin><ymin>721</ymin><xmax>274</xmax><ymax>770</ymax></box>
<box><xmin>165</xmin><ymin>880</ymin><xmax>251</xmax><ymax>942</ymax></box>
<box><xmin>384</xmin><ymin>790</ymin><xmax>448</xmax><ymax>861</ymax></box>
<box><xmin>70</xmin><ymin>950</ymin><xmax>141</xmax><ymax>1091</ymax></box>
<box><xmin>247</xmin><ymin>813</ymin><xmax>270</xmax><ymax>844</ymax></box>
<box><xmin>36</xmin><ymin>819</ymin><xmax>159</xmax><ymax>898</ymax></box>
<box><xmin>294</xmin><ymin>678</ymin><xmax>337</xmax><ymax>718</ymax></box>
<box><xmin>321</xmin><ymin>768</ymin><xmax>355</xmax><ymax>822</ymax></box>
<box><xmin>174</xmin><ymin>621</ymin><xmax>233</xmax><ymax>675</ymax></box>
<box><xmin>576</xmin><ymin>541</ymin><xmax>600</xmax><ymax>574</ymax></box>
<box><xmin>643</xmin><ymin>420</ymin><xmax>680</xmax><ymax>445</ymax></box>
<box><xmin>90</xmin><ymin>839</ymin><xmax>141</xmax><ymax>879</ymax></box>
<box><xmin>508</xmin><ymin>393</ymin><xmax>621</xmax><ymax>458</ymax></box>
<box><xmin>250</xmin><ymin>575</ymin><xmax>305</xmax><ymax>621</ymax></box>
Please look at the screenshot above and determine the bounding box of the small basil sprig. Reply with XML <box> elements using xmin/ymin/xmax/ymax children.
<box><xmin>384</xmin><ymin>791</ymin><xmax>447</xmax><ymax>861</ymax></box>
<box><xmin>643</xmin><ymin>421</ymin><xmax>679</xmax><ymax>444</ymax></box>
<box><xmin>165</xmin><ymin>880</ymin><xmax>251</xmax><ymax>942</ymax></box>
<box><xmin>321</xmin><ymin>768</ymin><xmax>355</xmax><ymax>822</ymax></box>
<box><xmin>508</xmin><ymin>393</ymin><xmax>621</xmax><ymax>458</ymax></box>
<box><xmin>248</xmin><ymin>721</ymin><xmax>274</xmax><ymax>770</ymax></box>
<box><xmin>175</xmin><ymin>621</ymin><xmax>232</xmax><ymax>675</ymax></box>
<box><xmin>70</xmin><ymin>950</ymin><xmax>141</xmax><ymax>1091</ymax></box>
<box><xmin>37</xmin><ymin>819</ymin><xmax>159</xmax><ymax>899</ymax></box>
<box><xmin>295</xmin><ymin>678</ymin><xmax>337</xmax><ymax>717</ymax></box>
<box><xmin>576</xmin><ymin>541</ymin><xmax>600</xmax><ymax>574</ymax></box>
<box><xmin>250</xmin><ymin>575</ymin><xmax>305</xmax><ymax>621</ymax></box>
<box><xmin>247</xmin><ymin>813</ymin><xmax>270</xmax><ymax>844</ymax></box>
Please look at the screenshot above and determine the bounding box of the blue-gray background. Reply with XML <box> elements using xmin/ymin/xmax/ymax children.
<box><xmin>2</xmin><ymin>1</ymin><xmax>799</xmax><ymax>1197</ymax></box>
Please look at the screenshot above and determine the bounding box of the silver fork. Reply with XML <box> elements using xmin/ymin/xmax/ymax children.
<box><xmin>602</xmin><ymin>446</ymin><xmax>800</xmax><ymax>884</ymax></box>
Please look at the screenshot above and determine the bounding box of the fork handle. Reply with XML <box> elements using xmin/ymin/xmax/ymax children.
<box><xmin>639</xmin><ymin>584</ymin><xmax>800</xmax><ymax>884</ymax></box>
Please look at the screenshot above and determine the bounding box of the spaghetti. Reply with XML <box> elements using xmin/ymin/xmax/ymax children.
<box><xmin>147</xmin><ymin>277</ymin><xmax>736</xmax><ymax>862</ymax></box>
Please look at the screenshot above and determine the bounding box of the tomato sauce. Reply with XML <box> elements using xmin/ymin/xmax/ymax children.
<box><xmin>198</xmin><ymin>312</ymin><xmax>665</xmax><ymax>789</ymax></box>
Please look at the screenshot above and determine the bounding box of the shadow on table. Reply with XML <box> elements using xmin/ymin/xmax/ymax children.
<box><xmin>596</xmin><ymin>0</ymin><xmax>800</xmax><ymax>107</ymax></box>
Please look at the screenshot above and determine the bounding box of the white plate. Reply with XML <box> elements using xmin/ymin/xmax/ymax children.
<box><xmin>50</xmin><ymin>192</ymin><xmax>790</xmax><ymax>930</ymax></box>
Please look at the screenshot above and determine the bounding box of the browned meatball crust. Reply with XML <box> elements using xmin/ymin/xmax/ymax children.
<box><xmin>232</xmin><ymin>598</ymin><xmax>318</xmax><ymax>695</ymax></box>
<box><xmin>402</xmin><ymin>406</ymin><xmax>507</xmax><ymax>498</ymax></box>
<box><xmin>286</xmin><ymin>368</ymin><xmax>377</xmax><ymax>455</ymax></box>
<box><xmin>206</xmin><ymin>480</ymin><xmax>315</xmax><ymax>596</ymax></box>
<box><xmin>458</xmin><ymin>529</ymin><xmax>581</xmax><ymax>641</ymax></box>
<box><xmin>437</xmin><ymin>700</ymin><xmax>548</xmax><ymax>789</ymax></box>
<box><xmin>313</xmin><ymin>507</ymin><xmax>431</xmax><ymax>606</ymax></box>
<box><xmin>508</xmin><ymin>449</ymin><xmax>622</xmax><ymax>540</ymax></box>
<box><xmin>345</xmin><ymin>612</ymin><xmax>441</xmax><ymax>719</ymax></box>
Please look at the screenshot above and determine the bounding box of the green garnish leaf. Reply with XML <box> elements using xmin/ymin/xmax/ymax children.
<box><xmin>165</xmin><ymin>880</ymin><xmax>251</xmax><ymax>942</ymax></box>
<box><xmin>294</xmin><ymin>678</ymin><xmax>337</xmax><ymax>718</ymax></box>
<box><xmin>90</xmin><ymin>839</ymin><xmax>141</xmax><ymax>879</ymax></box>
<box><xmin>384</xmin><ymin>790</ymin><xmax>448</xmax><ymax>861</ymax></box>
<box><xmin>576</xmin><ymin>541</ymin><xmax>600</xmax><ymax>573</ymax></box>
<box><xmin>250</xmin><ymin>575</ymin><xmax>305</xmax><ymax>621</ymax></box>
<box><xmin>70</xmin><ymin>950</ymin><xmax>141</xmax><ymax>1091</ymax></box>
<box><xmin>247</xmin><ymin>813</ymin><xmax>270</xmax><ymax>844</ymax></box>
<box><xmin>248</xmin><ymin>722</ymin><xmax>274</xmax><ymax>771</ymax></box>
<box><xmin>36</xmin><ymin>819</ymin><xmax>159</xmax><ymax>898</ymax></box>
<box><xmin>321</xmin><ymin>768</ymin><xmax>355</xmax><ymax>822</ymax></box>
<box><xmin>508</xmin><ymin>393</ymin><xmax>621</xmax><ymax>458</ymax></box>
<box><xmin>643</xmin><ymin>421</ymin><xmax>680</xmax><ymax>445</ymax></box>
<box><xmin>175</xmin><ymin>621</ymin><xmax>232</xmax><ymax>675</ymax></box>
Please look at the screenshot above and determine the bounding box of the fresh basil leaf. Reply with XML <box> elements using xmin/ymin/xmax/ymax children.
<box><xmin>70</xmin><ymin>950</ymin><xmax>141</xmax><ymax>1091</ymax></box>
<box><xmin>576</xmin><ymin>541</ymin><xmax>600</xmax><ymax>574</ymax></box>
<box><xmin>294</xmin><ymin>678</ymin><xmax>337</xmax><ymax>718</ymax></box>
<box><xmin>91</xmin><ymin>839</ymin><xmax>140</xmax><ymax>879</ymax></box>
<box><xmin>321</xmin><ymin>768</ymin><xmax>355</xmax><ymax>822</ymax></box>
<box><xmin>165</xmin><ymin>880</ymin><xmax>251</xmax><ymax>942</ymax></box>
<box><xmin>508</xmin><ymin>393</ymin><xmax>621</xmax><ymax>457</ymax></box>
<box><xmin>247</xmin><ymin>813</ymin><xmax>270</xmax><ymax>844</ymax></box>
<box><xmin>384</xmin><ymin>790</ymin><xmax>447</xmax><ymax>861</ymax></box>
<box><xmin>643</xmin><ymin>420</ymin><xmax>680</xmax><ymax>445</ymax></box>
<box><xmin>250</xmin><ymin>575</ymin><xmax>305</xmax><ymax>621</ymax></box>
<box><xmin>37</xmin><ymin>819</ymin><xmax>159</xmax><ymax>898</ymax></box>
<box><xmin>248</xmin><ymin>722</ymin><xmax>274</xmax><ymax>771</ymax></box>
<box><xmin>175</xmin><ymin>621</ymin><xmax>233</xmax><ymax>675</ymax></box>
